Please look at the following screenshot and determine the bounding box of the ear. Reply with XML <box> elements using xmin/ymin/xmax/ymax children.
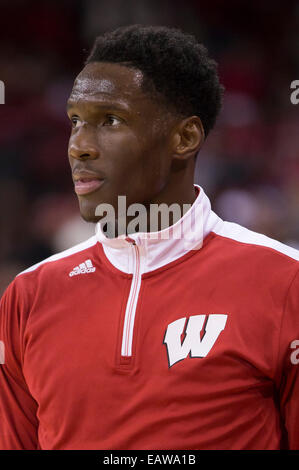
<box><xmin>172</xmin><ymin>116</ymin><xmax>205</xmax><ymax>160</ymax></box>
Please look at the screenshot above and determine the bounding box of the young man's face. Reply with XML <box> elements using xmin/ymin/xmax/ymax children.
<box><xmin>67</xmin><ymin>62</ymin><xmax>177</xmax><ymax>223</ymax></box>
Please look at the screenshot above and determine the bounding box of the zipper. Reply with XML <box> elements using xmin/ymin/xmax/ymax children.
<box><xmin>120</xmin><ymin>238</ymin><xmax>142</xmax><ymax>357</ymax></box>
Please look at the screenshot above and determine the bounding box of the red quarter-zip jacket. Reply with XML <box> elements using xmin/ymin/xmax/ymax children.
<box><xmin>0</xmin><ymin>185</ymin><xmax>299</xmax><ymax>450</ymax></box>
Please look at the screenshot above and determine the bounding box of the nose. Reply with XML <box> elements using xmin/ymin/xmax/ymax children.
<box><xmin>68</xmin><ymin>128</ymin><xmax>100</xmax><ymax>161</ymax></box>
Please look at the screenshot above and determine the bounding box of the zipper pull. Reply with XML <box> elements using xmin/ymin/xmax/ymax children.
<box><xmin>125</xmin><ymin>236</ymin><xmax>136</xmax><ymax>245</ymax></box>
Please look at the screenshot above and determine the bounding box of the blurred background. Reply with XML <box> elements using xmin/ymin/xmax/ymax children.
<box><xmin>0</xmin><ymin>0</ymin><xmax>298</xmax><ymax>295</ymax></box>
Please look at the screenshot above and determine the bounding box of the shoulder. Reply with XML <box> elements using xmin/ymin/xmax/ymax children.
<box><xmin>213</xmin><ymin>219</ymin><xmax>299</xmax><ymax>264</ymax></box>
<box><xmin>209</xmin><ymin>219</ymin><xmax>299</xmax><ymax>295</ymax></box>
<box><xmin>16</xmin><ymin>235</ymin><xmax>98</xmax><ymax>281</ymax></box>
<box><xmin>1</xmin><ymin>235</ymin><xmax>99</xmax><ymax>312</ymax></box>
<box><xmin>0</xmin><ymin>236</ymin><xmax>99</xmax><ymax>328</ymax></box>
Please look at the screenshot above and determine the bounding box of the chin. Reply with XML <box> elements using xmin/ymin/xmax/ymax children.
<box><xmin>78</xmin><ymin>197</ymin><xmax>101</xmax><ymax>223</ymax></box>
<box><xmin>80</xmin><ymin>213</ymin><xmax>99</xmax><ymax>223</ymax></box>
<box><xmin>78</xmin><ymin>206</ymin><xmax>100</xmax><ymax>223</ymax></box>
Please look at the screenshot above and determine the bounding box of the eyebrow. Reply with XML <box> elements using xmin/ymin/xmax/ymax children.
<box><xmin>66</xmin><ymin>100</ymin><xmax>130</xmax><ymax>113</ymax></box>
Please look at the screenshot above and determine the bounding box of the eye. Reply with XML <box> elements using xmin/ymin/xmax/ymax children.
<box><xmin>103</xmin><ymin>115</ymin><xmax>121</xmax><ymax>126</ymax></box>
<box><xmin>70</xmin><ymin>116</ymin><xmax>82</xmax><ymax>129</ymax></box>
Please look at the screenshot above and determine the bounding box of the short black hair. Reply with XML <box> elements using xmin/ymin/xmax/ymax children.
<box><xmin>85</xmin><ymin>24</ymin><xmax>224</xmax><ymax>137</ymax></box>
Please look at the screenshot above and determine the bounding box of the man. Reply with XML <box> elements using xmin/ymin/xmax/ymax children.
<box><xmin>0</xmin><ymin>25</ymin><xmax>298</xmax><ymax>450</ymax></box>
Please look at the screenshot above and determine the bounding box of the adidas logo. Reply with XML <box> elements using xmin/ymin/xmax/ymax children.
<box><xmin>69</xmin><ymin>259</ymin><xmax>96</xmax><ymax>277</ymax></box>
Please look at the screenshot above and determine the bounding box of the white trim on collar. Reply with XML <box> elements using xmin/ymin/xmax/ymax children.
<box><xmin>95</xmin><ymin>184</ymin><xmax>223</xmax><ymax>274</ymax></box>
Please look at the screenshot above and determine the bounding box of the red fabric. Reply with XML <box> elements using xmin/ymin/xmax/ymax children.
<box><xmin>0</xmin><ymin>233</ymin><xmax>298</xmax><ymax>449</ymax></box>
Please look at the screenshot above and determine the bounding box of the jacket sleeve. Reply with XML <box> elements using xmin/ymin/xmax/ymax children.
<box><xmin>0</xmin><ymin>279</ymin><xmax>39</xmax><ymax>449</ymax></box>
<box><xmin>276</xmin><ymin>267</ymin><xmax>299</xmax><ymax>449</ymax></box>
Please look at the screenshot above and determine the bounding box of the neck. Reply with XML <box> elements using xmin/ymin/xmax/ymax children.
<box><xmin>102</xmin><ymin>164</ymin><xmax>197</xmax><ymax>238</ymax></box>
<box><xmin>148</xmin><ymin>162</ymin><xmax>197</xmax><ymax>206</ymax></box>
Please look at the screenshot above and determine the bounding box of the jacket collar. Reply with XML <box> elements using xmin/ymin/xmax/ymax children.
<box><xmin>95</xmin><ymin>184</ymin><xmax>222</xmax><ymax>274</ymax></box>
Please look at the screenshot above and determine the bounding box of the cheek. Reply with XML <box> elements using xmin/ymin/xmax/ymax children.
<box><xmin>102</xmin><ymin>132</ymin><xmax>141</xmax><ymax>172</ymax></box>
<box><xmin>141</xmin><ymin>138</ymin><xmax>172</xmax><ymax>189</ymax></box>
<box><xmin>130</xmin><ymin>140</ymin><xmax>170</xmax><ymax>190</ymax></box>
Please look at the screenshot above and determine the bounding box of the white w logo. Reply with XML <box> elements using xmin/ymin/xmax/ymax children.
<box><xmin>163</xmin><ymin>314</ymin><xmax>228</xmax><ymax>368</ymax></box>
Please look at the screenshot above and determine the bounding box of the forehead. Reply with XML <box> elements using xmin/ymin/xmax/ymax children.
<box><xmin>67</xmin><ymin>62</ymin><xmax>148</xmax><ymax>109</ymax></box>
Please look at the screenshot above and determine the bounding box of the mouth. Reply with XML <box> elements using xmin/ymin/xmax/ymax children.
<box><xmin>73</xmin><ymin>172</ymin><xmax>105</xmax><ymax>196</ymax></box>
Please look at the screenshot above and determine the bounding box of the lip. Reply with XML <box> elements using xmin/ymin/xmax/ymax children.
<box><xmin>72</xmin><ymin>171</ymin><xmax>105</xmax><ymax>196</ymax></box>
